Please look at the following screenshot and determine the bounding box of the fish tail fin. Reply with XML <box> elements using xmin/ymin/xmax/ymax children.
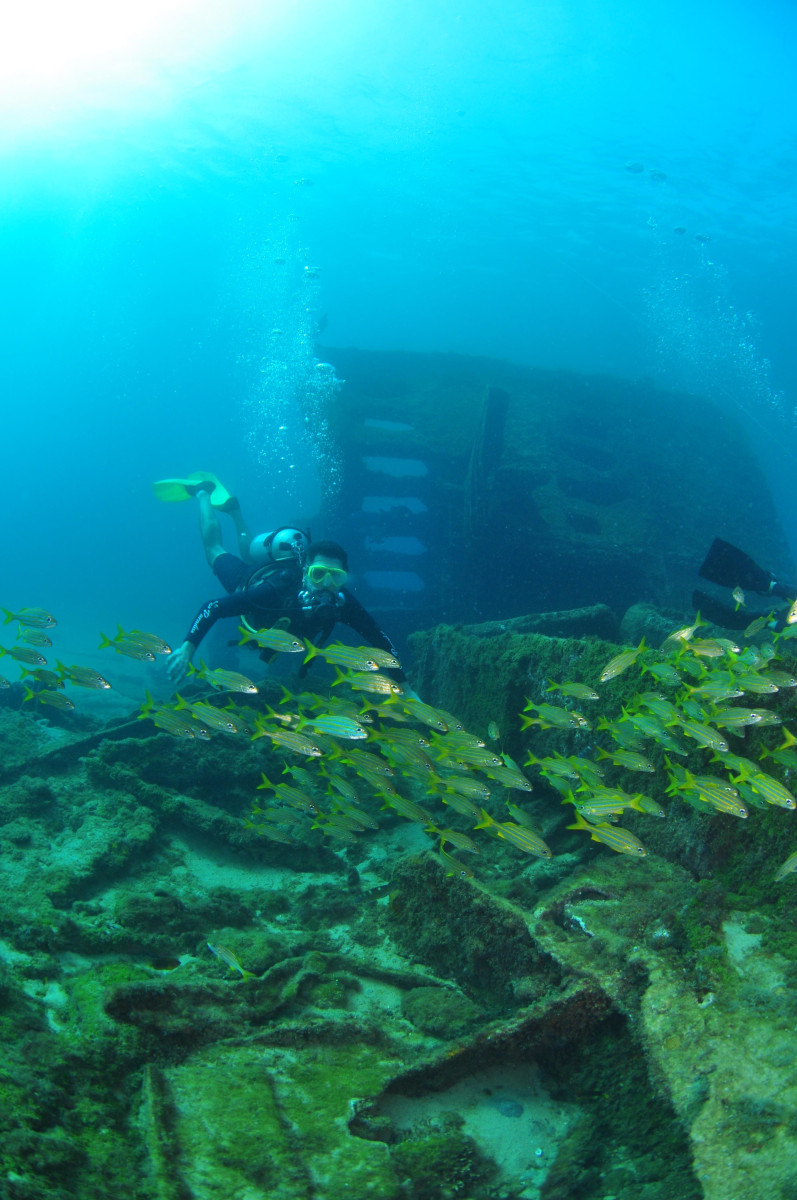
<box><xmin>302</xmin><ymin>640</ymin><xmax>317</xmax><ymax>665</ymax></box>
<box><xmin>331</xmin><ymin>666</ymin><xmax>347</xmax><ymax>688</ymax></box>
<box><xmin>140</xmin><ymin>689</ymin><xmax>156</xmax><ymax>717</ymax></box>
<box><xmin>473</xmin><ymin>807</ymin><xmax>497</xmax><ymax>832</ymax></box>
<box><xmin>98</xmin><ymin>632</ymin><xmax>112</xmax><ymax>649</ymax></box>
<box><xmin>257</xmin><ymin>772</ymin><xmax>275</xmax><ymax>792</ymax></box>
<box><xmin>238</xmin><ymin>624</ymin><xmax>253</xmax><ymax>645</ymax></box>
<box><xmin>1</xmin><ymin>609</ymin><xmax>14</xmax><ymax>625</ymax></box>
<box><xmin>780</xmin><ymin>728</ymin><xmax>797</xmax><ymax>749</ymax></box>
<box><xmin>173</xmin><ymin>693</ymin><xmax>189</xmax><ymax>712</ymax></box>
<box><xmin>566</xmin><ymin>810</ymin><xmax>591</xmax><ymax>832</ymax></box>
<box><xmin>240</xmin><ymin>969</ymin><xmax>256</xmax><ymax>982</ymax></box>
<box><xmin>23</xmin><ymin>687</ymin><xmax>35</xmax><ymax>702</ymax></box>
<box><xmin>545</xmin><ymin>679</ymin><xmax>559</xmax><ymax>693</ymax></box>
<box><xmin>595</xmin><ymin>747</ymin><xmax>611</xmax><ymax>761</ymax></box>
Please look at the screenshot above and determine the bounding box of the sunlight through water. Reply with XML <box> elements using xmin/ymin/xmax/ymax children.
<box><xmin>0</xmin><ymin>0</ymin><xmax>285</xmax><ymax>130</ymax></box>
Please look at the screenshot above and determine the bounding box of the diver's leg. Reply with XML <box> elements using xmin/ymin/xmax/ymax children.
<box><xmin>197</xmin><ymin>488</ymin><xmax>225</xmax><ymax>567</ymax></box>
<box><xmin>225</xmin><ymin>499</ymin><xmax>254</xmax><ymax>563</ymax></box>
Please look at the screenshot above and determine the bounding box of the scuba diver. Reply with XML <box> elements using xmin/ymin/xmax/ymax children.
<box><xmin>166</xmin><ymin>536</ymin><xmax>407</xmax><ymax>685</ymax></box>
<box><xmin>694</xmin><ymin>537</ymin><xmax>797</xmax><ymax>630</ymax></box>
<box><xmin>156</xmin><ymin>470</ymin><xmax>409</xmax><ymax>691</ymax></box>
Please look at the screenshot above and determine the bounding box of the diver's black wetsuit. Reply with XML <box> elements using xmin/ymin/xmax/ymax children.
<box><xmin>184</xmin><ymin>560</ymin><xmax>405</xmax><ymax>679</ymax></box>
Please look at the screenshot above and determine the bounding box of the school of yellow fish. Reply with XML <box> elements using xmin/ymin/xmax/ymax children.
<box><xmin>4</xmin><ymin>603</ymin><xmax>797</xmax><ymax>882</ymax></box>
<box><xmin>521</xmin><ymin>611</ymin><xmax>797</xmax><ymax>875</ymax></box>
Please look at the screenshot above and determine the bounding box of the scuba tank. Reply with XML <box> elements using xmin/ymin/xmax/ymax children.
<box><xmin>248</xmin><ymin>527</ymin><xmax>310</xmax><ymax>570</ymax></box>
<box><xmin>237</xmin><ymin>527</ymin><xmax>310</xmax><ymax>622</ymax></box>
<box><xmin>241</xmin><ymin>527</ymin><xmax>310</xmax><ymax>594</ymax></box>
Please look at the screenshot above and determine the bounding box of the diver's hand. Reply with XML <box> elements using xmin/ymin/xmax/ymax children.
<box><xmin>167</xmin><ymin>641</ymin><xmax>194</xmax><ymax>683</ymax></box>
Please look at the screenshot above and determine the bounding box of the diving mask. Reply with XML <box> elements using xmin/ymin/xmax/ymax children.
<box><xmin>307</xmin><ymin>563</ymin><xmax>348</xmax><ymax>589</ymax></box>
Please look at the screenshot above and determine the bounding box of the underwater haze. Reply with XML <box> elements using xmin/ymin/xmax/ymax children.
<box><xmin>7</xmin><ymin>7</ymin><xmax>797</xmax><ymax>1198</ymax></box>
<box><xmin>1</xmin><ymin>0</ymin><xmax>796</xmax><ymax>659</ymax></box>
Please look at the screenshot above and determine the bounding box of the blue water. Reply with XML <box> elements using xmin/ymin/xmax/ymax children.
<box><xmin>1</xmin><ymin>0</ymin><xmax>796</xmax><ymax>668</ymax></box>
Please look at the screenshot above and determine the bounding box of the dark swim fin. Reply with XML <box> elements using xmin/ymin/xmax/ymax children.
<box><xmin>698</xmin><ymin>538</ymin><xmax>793</xmax><ymax>598</ymax></box>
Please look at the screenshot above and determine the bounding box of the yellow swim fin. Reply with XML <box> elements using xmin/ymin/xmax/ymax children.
<box><xmin>152</xmin><ymin>471</ymin><xmax>232</xmax><ymax>509</ymax></box>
